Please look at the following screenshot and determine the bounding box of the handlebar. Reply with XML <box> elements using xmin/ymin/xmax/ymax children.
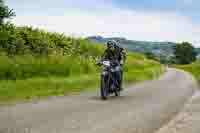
<box><xmin>96</xmin><ymin>60</ymin><xmax>120</xmax><ymax>67</ymax></box>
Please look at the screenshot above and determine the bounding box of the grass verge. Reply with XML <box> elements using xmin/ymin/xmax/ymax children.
<box><xmin>175</xmin><ymin>62</ymin><xmax>200</xmax><ymax>80</ymax></box>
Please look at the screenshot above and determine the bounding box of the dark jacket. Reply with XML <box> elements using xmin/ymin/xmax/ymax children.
<box><xmin>102</xmin><ymin>49</ymin><xmax>117</xmax><ymax>61</ymax></box>
<box><xmin>114</xmin><ymin>47</ymin><xmax>126</xmax><ymax>66</ymax></box>
<box><xmin>101</xmin><ymin>48</ymin><xmax>126</xmax><ymax>66</ymax></box>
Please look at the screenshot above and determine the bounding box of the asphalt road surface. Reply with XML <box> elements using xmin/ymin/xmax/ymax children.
<box><xmin>0</xmin><ymin>68</ymin><xmax>198</xmax><ymax>133</ymax></box>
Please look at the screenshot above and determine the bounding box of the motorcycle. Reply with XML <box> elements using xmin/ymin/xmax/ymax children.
<box><xmin>98</xmin><ymin>60</ymin><xmax>121</xmax><ymax>100</ymax></box>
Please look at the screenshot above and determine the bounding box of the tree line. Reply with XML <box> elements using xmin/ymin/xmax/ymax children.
<box><xmin>145</xmin><ymin>42</ymin><xmax>197</xmax><ymax>65</ymax></box>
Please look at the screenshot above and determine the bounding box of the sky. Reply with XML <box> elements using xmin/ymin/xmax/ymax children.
<box><xmin>6</xmin><ymin>0</ymin><xmax>200</xmax><ymax>47</ymax></box>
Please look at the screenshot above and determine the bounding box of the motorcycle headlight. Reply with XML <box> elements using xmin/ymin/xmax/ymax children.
<box><xmin>102</xmin><ymin>61</ymin><xmax>110</xmax><ymax>66</ymax></box>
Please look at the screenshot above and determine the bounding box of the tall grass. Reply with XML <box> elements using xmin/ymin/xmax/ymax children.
<box><xmin>0</xmin><ymin>53</ymin><xmax>162</xmax><ymax>80</ymax></box>
<box><xmin>0</xmin><ymin>55</ymin><xmax>99</xmax><ymax>79</ymax></box>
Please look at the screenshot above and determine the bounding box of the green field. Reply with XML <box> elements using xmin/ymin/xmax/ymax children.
<box><xmin>0</xmin><ymin>25</ymin><xmax>165</xmax><ymax>104</ymax></box>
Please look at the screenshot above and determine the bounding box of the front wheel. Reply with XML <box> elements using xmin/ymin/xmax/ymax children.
<box><xmin>100</xmin><ymin>75</ymin><xmax>108</xmax><ymax>100</ymax></box>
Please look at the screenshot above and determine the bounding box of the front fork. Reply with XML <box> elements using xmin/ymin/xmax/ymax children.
<box><xmin>101</xmin><ymin>68</ymin><xmax>121</xmax><ymax>92</ymax></box>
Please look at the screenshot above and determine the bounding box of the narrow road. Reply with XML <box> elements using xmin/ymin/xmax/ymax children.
<box><xmin>0</xmin><ymin>68</ymin><xmax>198</xmax><ymax>133</ymax></box>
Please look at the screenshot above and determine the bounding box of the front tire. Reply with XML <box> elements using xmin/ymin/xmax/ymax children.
<box><xmin>100</xmin><ymin>75</ymin><xmax>108</xmax><ymax>100</ymax></box>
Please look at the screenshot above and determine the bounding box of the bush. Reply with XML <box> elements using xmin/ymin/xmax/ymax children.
<box><xmin>0</xmin><ymin>25</ymin><xmax>105</xmax><ymax>56</ymax></box>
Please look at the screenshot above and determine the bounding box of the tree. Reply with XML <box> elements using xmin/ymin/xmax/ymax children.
<box><xmin>0</xmin><ymin>0</ymin><xmax>15</xmax><ymax>25</ymax></box>
<box><xmin>174</xmin><ymin>42</ymin><xmax>197</xmax><ymax>64</ymax></box>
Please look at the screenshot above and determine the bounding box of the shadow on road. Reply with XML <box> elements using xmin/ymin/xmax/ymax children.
<box><xmin>88</xmin><ymin>94</ymin><xmax>136</xmax><ymax>102</ymax></box>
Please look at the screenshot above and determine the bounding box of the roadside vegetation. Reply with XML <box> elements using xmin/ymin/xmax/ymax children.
<box><xmin>175</xmin><ymin>61</ymin><xmax>200</xmax><ymax>81</ymax></box>
<box><xmin>0</xmin><ymin>46</ymin><xmax>164</xmax><ymax>104</ymax></box>
<box><xmin>173</xmin><ymin>43</ymin><xmax>199</xmax><ymax>81</ymax></box>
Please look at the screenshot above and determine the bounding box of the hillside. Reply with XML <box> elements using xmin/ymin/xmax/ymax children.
<box><xmin>88</xmin><ymin>36</ymin><xmax>200</xmax><ymax>61</ymax></box>
<box><xmin>0</xmin><ymin>24</ymin><xmax>164</xmax><ymax>104</ymax></box>
<box><xmin>87</xmin><ymin>36</ymin><xmax>176</xmax><ymax>57</ymax></box>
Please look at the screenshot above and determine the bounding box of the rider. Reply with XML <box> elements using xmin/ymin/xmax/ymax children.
<box><xmin>101</xmin><ymin>40</ymin><xmax>116</xmax><ymax>62</ymax></box>
<box><xmin>100</xmin><ymin>40</ymin><xmax>126</xmax><ymax>91</ymax></box>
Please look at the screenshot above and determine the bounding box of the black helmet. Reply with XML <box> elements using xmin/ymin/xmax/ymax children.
<box><xmin>107</xmin><ymin>40</ymin><xmax>114</xmax><ymax>45</ymax></box>
<box><xmin>106</xmin><ymin>40</ymin><xmax>116</xmax><ymax>51</ymax></box>
<box><xmin>107</xmin><ymin>40</ymin><xmax>117</xmax><ymax>47</ymax></box>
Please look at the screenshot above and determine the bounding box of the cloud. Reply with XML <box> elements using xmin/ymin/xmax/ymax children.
<box><xmin>182</xmin><ymin>0</ymin><xmax>195</xmax><ymax>5</ymax></box>
<box><xmin>11</xmin><ymin>0</ymin><xmax>200</xmax><ymax>47</ymax></box>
